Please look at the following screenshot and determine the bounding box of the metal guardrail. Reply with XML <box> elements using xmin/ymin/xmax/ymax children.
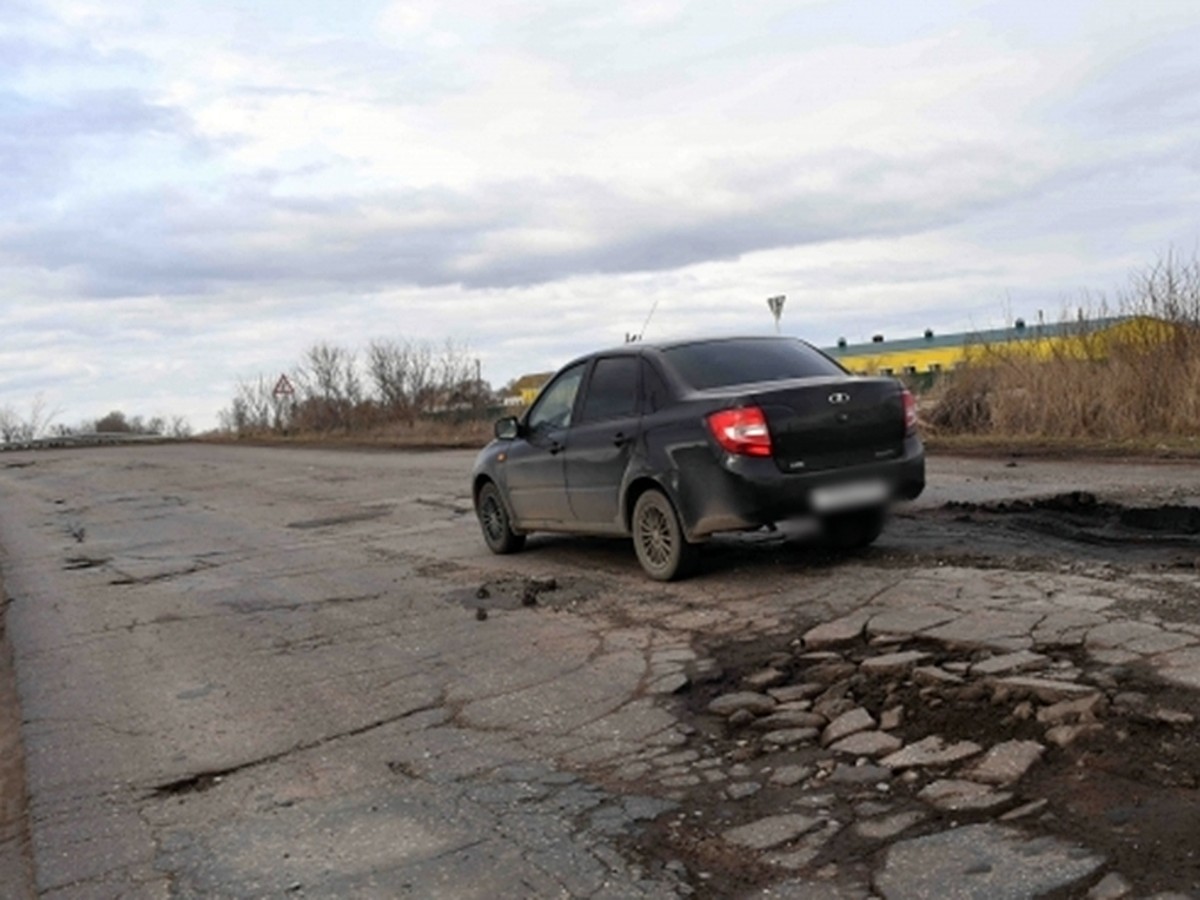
<box><xmin>0</xmin><ymin>434</ymin><xmax>177</xmax><ymax>452</ymax></box>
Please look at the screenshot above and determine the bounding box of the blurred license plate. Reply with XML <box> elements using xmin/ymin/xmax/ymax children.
<box><xmin>811</xmin><ymin>479</ymin><xmax>888</xmax><ymax>512</ymax></box>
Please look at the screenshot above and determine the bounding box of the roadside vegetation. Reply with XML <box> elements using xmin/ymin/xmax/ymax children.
<box><xmin>923</xmin><ymin>255</ymin><xmax>1200</xmax><ymax>456</ymax></box>
<box><xmin>215</xmin><ymin>339</ymin><xmax>497</xmax><ymax>448</ymax></box>
<box><xmin>0</xmin><ymin>398</ymin><xmax>191</xmax><ymax>446</ymax></box>
<box><xmin>0</xmin><ymin>396</ymin><xmax>58</xmax><ymax>444</ymax></box>
<box><xmin>219</xmin><ymin>256</ymin><xmax>1200</xmax><ymax>456</ymax></box>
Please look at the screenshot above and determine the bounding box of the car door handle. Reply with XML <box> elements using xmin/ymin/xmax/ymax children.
<box><xmin>548</xmin><ymin>440</ymin><xmax>564</xmax><ymax>455</ymax></box>
<box><xmin>613</xmin><ymin>432</ymin><xmax>633</xmax><ymax>447</ymax></box>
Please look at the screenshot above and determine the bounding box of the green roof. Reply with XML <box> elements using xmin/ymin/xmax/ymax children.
<box><xmin>822</xmin><ymin>315</ymin><xmax>1132</xmax><ymax>358</ymax></box>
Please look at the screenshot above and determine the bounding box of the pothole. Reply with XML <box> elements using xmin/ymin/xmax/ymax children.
<box><xmin>446</xmin><ymin>575</ymin><xmax>602</xmax><ymax>613</ymax></box>
<box><xmin>943</xmin><ymin>492</ymin><xmax>1200</xmax><ymax>548</ymax></box>
<box><xmin>611</xmin><ymin>630</ymin><xmax>1200</xmax><ymax>898</ymax></box>
<box><xmin>863</xmin><ymin>493</ymin><xmax>1200</xmax><ymax>574</ymax></box>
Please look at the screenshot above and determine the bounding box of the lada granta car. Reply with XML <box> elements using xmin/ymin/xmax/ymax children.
<box><xmin>472</xmin><ymin>336</ymin><xmax>925</xmax><ymax>580</ymax></box>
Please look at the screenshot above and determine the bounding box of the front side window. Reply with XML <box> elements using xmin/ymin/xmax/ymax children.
<box><xmin>527</xmin><ymin>363</ymin><xmax>585</xmax><ymax>431</ymax></box>
<box><xmin>579</xmin><ymin>357</ymin><xmax>640</xmax><ymax>422</ymax></box>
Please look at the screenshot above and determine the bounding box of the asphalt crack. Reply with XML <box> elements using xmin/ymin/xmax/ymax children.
<box><xmin>146</xmin><ymin>699</ymin><xmax>445</xmax><ymax>799</ymax></box>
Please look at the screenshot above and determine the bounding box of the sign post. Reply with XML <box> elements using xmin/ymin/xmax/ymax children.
<box><xmin>272</xmin><ymin>374</ymin><xmax>295</xmax><ymax>433</ymax></box>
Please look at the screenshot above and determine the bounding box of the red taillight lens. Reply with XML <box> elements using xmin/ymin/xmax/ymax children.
<box><xmin>707</xmin><ymin>406</ymin><xmax>773</xmax><ymax>457</ymax></box>
<box><xmin>902</xmin><ymin>389</ymin><xmax>918</xmax><ymax>436</ymax></box>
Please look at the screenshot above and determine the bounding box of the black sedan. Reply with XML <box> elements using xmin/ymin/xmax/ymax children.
<box><xmin>472</xmin><ymin>336</ymin><xmax>924</xmax><ymax>580</ymax></box>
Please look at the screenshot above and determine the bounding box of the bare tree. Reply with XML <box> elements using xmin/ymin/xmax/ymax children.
<box><xmin>222</xmin><ymin>376</ymin><xmax>276</xmax><ymax>435</ymax></box>
<box><xmin>293</xmin><ymin>343</ymin><xmax>362</xmax><ymax>431</ymax></box>
<box><xmin>367</xmin><ymin>339</ymin><xmax>412</xmax><ymax>418</ymax></box>
<box><xmin>407</xmin><ymin>342</ymin><xmax>434</xmax><ymax>419</ymax></box>
<box><xmin>0</xmin><ymin>395</ymin><xmax>61</xmax><ymax>442</ymax></box>
<box><xmin>0</xmin><ymin>406</ymin><xmax>16</xmax><ymax>443</ymax></box>
<box><xmin>27</xmin><ymin>394</ymin><xmax>59</xmax><ymax>439</ymax></box>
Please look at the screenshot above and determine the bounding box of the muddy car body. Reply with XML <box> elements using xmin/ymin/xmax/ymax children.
<box><xmin>472</xmin><ymin>336</ymin><xmax>925</xmax><ymax>579</ymax></box>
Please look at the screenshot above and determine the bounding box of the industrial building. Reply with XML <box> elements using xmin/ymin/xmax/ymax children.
<box><xmin>822</xmin><ymin>315</ymin><xmax>1170</xmax><ymax>380</ymax></box>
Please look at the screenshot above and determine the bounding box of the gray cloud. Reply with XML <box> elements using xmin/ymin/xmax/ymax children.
<box><xmin>1071</xmin><ymin>27</ymin><xmax>1200</xmax><ymax>136</ymax></box>
<box><xmin>2</xmin><ymin>139</ymin><xmax>1068</xmax><ymax>300</ymax></box>
<box><xmin>0</xmin><ymin>88</ymin><xmax>195</xmax><ymax>207</ymax></box>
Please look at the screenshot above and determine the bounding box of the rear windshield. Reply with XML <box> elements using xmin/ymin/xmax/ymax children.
<box><xmin>662</xmin><ymin>338</ymin><xmax>845</xmax><ymax>390</ymax></box>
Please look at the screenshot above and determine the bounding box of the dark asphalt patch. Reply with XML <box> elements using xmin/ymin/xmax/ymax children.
<box><xmin>287</xmin><ymin>507</ymin><xmax>393</xmax><ymax>529</ymax></box>
<box><xmin>62</xmin><ymin>556</ymin><xmax>108</xmax><ymax>570</ymax></box>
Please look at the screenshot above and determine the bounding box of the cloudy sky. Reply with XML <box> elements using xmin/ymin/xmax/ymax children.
<box><xmin>3</xmin><ymin>0</ymin><xmax>1200</xmax><ymax>430</ymax></box>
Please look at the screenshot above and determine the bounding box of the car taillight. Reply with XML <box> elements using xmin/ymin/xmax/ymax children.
<box><xmin>902</xmin><ymin>389</ymin><xmax>918</xmax><ymax>436</ymax></box>
<box><xmin>707</xmin><ymin>406</ymin><xmax>773</xmax><ymax>457</ymax></box>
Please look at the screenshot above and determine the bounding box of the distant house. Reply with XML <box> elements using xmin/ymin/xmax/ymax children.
<box><xmin>822</xmin><ymin>316</ymin><xmax>1173</xmax><ymax>381</ymax></box>
<box><xmin>503</xmin><ymin>372</ymin><xmax>554</xmax><ymax>408</ymax></box>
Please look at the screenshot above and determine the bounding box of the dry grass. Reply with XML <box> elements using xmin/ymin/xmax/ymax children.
<box><xmin>924</xmin><ymin>255</ymin><xmax>1200</xmax><ymax>455</ymax></box>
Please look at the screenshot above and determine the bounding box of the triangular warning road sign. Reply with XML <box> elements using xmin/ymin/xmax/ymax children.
<box><xmin>273</xmin><ymin>374</ymin><xmax>295</xmax><ymax>397</ymax></box>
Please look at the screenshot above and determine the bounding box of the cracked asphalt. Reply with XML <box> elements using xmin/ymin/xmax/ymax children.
<box><xmin>1</xmin><ymin>445</ymin><xmax>1199</xmax><ymax>898</ymax></box>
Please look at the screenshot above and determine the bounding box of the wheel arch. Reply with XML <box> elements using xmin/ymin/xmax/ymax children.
<box><xmin>474</xmin><ymin>473</ymin><xmax>522</xmax><ymax>527</ymax></box>
<box><xmin>472</xmin><ymin>473</ymin><xmax>495</xmax><ymax>509</ymax></box>
<box><xmin>623</xmin><ymin>476</ymin><xmax>673</xmax><ymax>533</ymax></box>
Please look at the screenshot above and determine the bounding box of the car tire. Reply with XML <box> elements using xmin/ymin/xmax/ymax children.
<box><xmin>632</xmin><ymin>489</ymin><xmax>696</xmax><ymax>581</ymax></box>
<box><xmin>821</xmin><ymin>506</ymin><xmax>886</xmax><ymax>551</ymax></box>
<box><xmin>477</xmin><ymin>481</ymin><xmax>526</xmax><ymax>554</ymax></box>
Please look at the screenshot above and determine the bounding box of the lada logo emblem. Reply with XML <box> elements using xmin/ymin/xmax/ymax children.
<box><xmin>828</xmin><ymin>392</ymin><xmax>851</xmax><ymax>405</ymax></box>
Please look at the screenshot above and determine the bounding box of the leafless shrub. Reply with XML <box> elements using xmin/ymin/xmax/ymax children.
<box><xmin>0</xmin><ymin>395</ymin><xmax>60</xmax><ymax>443</ymax></box>
<box><xmin>0</xmin><ymin>407</ymin><xmax>17</xmax><ymax>443</ymax></box>
<box><xmin>219</xmin><ymin>375</ymin><xmax>280</xmax><ymax>436</ymax></box>
<box><xmin>367</xmin><ymin>339</ymin><xmax>414</xmax><ymax>419</ymax></box>
<box><xmin>292</xmin><ymin>343</ymin><xmax>363</xmax><ymax>432</ymax></box>
<box><xmin>365</xmin><ymin>339</ymin><xmax>436</xmax><ymax>423</ymax></box>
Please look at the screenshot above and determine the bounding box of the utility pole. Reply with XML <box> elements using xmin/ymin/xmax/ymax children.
<box><xmin>766</xmin><ymin>295</ymin><xmax>786</xmax><ymax>333</ymax></box>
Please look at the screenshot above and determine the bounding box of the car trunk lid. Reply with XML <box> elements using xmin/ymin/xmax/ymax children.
<box><xmin>747</xmin><ymin>377</ymin><xmax>907</xmax><ymax>474</ymax></box>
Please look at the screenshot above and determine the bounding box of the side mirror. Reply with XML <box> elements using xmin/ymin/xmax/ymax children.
<box><xmin>494</xmin><ymin>416</ymin><xmax>520</xmax><ymax>440</ymax></box>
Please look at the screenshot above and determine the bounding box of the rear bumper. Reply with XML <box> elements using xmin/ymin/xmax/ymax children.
<box><xmin>674</xmin><ymin>436</ymin><xmax>925</xmax><ymax>539</ymax></box>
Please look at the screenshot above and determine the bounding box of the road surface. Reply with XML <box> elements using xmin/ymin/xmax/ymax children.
<box><xmin>2</xmin><ymin>444</ymin><xmax>1200</xmax><ymax>898</ymax></box>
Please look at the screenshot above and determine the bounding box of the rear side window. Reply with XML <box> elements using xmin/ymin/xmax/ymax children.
<box><xmin>579</xmin><ymin>356</ymin><xmax>640</xmax><ymax>422</ymax></box>
<box><xmin>662</xmin><ymin>338</ymin><xmax>845</xmax><ymax>390</ymax></box>
<box><xmin>641</xmin><ymin>360</ymin><xmax>672</xmax><ymax>413</ymax></box>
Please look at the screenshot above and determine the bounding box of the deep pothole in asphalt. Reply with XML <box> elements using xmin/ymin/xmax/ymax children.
<box><xmin>445</xmin><ymin>574</ymin><xmax>604</xmax><ymax>614</ymax></box>
<box><xmin>885</xmin><ymin>492</ymin><xmax>1200</xmax><ymax>571</ymax></box>
<box><xmin>613</xmin><ymin>630</ymin><xmax>1200</xmax><ymax>899</ymax></box>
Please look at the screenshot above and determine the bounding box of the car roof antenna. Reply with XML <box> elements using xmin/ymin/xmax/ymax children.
<box><xmin>635</xmin><ymin>297</ymin><xmax>660</xmax><ymax>342</ymax></box>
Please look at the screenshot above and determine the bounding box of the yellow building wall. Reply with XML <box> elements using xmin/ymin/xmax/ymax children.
<box><xmin>837</xmin><ymin>317</ymin><xmax>1174</xmax><ymax>377</ymax></box>
<box><xmin>838</xmin><ymin>344</ymin><xmax>965</xmax><ymax>376</ymax></box>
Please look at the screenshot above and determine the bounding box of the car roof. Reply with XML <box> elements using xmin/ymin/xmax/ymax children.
<box><xmin>593</xmin><ymin>334</ymin><xmax>804</xmax><ymax>355</ymax></box>
<box><xmin>552</xmin><ymin>335</ymin><xmax>810</xmax><ymax>375</ymax></box>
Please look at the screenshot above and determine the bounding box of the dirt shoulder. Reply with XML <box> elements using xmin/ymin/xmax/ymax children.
<box><xmin>0</xmin><ymin>578</ymin><xmax>34</xmax><ymax>899</ymax></box>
